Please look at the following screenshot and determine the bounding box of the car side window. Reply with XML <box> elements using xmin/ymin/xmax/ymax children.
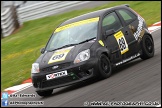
<box><xmin>117</xmin><ymin>9</ymin><xmax>137</xmax><ymax>25</ymax></box>
<box><xmin>102</xmin><ymin>12</ymin><xmax>122</xmax><ymax>32</ymax></box>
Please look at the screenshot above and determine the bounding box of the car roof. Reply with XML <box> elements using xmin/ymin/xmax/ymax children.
<box><xmin>59</xmin><ymin>4</ymin><xmax>129</xmax><ymax>26</ymax></box>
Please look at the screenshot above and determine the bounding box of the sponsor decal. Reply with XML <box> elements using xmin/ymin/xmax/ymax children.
<box><xmin>129</xmin><ymin>25</ymin><xmax>136</xmax><ymax>33</ymax></box>
<box><xmin>114</xmin><ymin>31</ymin><xmax>129</xmax><ymax>54</ymax></box>
<box><xmin>134</xmin><ymin>16</ymin><xmax>144</xmax><ymax>40</ymax></box>
<box><xmin>98</xmin><ymin>40</ymin><xmax>104</xmax><ymax>46</ymax></box>
<box><xmin>54</xmin><ymin>17</ymin><xmax>99</xmax><ymax>33</ymax></box>
<box><xmin>137</xmin><ymin>29</ymin><xmax>145</xmax><ymax>42</ymax></box>
<box><xmin>115</xmin><ymin>53</ymin><xmax>140</xmax><ymax>66</ymax></box>
<box><xmin>48</xmin><ymin>46</ymin><xmax>74</xmax><ymax>64</ymax></box>
<box><xmin>46</xmin><ymin>70</ymin><xmax>68</xmax><ymax>80</ymax></box>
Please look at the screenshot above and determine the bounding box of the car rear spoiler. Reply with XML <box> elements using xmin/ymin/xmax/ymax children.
<box><xmin>122</xmin><ymin>4</ymin><xmax>130</xmax><ymax>7</ymax></box>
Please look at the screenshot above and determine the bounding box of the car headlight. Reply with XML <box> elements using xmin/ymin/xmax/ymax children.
<box><xmin>31</xmin><ymin>63</ymin><xmax>40</xmax><ymax>73</ymax></box>
<box><xmin>74</xmin><ymin>49</ymin><xmax>90</xmax><ymax>64</ymax></box>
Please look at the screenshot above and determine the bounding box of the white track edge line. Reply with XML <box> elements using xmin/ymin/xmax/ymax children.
<box><xmin>150</xmin><ymin>27</ymin><xmax>161</xmax><ymax>33</ymax></box>
<box><xmin>12</xmin><ymin>83</ymin><xmax>33</xmax><ymax>94</ymax></box>
<box><xmin>1</xmin><ymin>83</ymin><xmax>33</xmax><ymax>99</ymax></box>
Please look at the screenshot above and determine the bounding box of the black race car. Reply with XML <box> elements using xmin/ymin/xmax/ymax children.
<box><xmin>31</xmin><ymin>4</ymin><xmax>154</xmax><ymax>96</ymax></box>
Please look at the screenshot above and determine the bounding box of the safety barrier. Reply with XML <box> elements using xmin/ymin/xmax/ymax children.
<box><xmin>1</xmin><ymin>1</ymin><xmax>90</xmax><ymax>37</ymax></box>
<box><xmin>17</xmin><ymin>1</ymin><xmax>90</xmax><ymax>23</ymax></box>
<box><xmin>1</xmin><ymin>6</ymin><xmax>20</xmax><ymax>37</ymax></box>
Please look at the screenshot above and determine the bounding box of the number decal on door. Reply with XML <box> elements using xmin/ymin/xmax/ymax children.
<box><xmin>114</xmin><ymin>31</ymin><xmax>129</xmax><ymax>54</ymax></box>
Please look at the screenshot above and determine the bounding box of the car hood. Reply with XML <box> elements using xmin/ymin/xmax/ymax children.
<box><xmin>36</xmin><ymin>40</ymin><xmax>96</xmax><ymax>69</ymax></box>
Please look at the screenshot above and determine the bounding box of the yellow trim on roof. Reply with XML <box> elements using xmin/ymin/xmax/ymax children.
<box><xmin>54</xmin><ymin>17</ymin><xmax>99</xmax><ymax>33</ymax></box>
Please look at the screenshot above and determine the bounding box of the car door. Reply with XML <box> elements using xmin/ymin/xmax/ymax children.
<box><xmin>115</xmin><ymin>8</ymin><xmax>141</xmax><ymax>59</ymax></box>
<box><xmin>101</xmin><ymin>11</ymin><xmax>129</xmax><ymax>64</ymax></box>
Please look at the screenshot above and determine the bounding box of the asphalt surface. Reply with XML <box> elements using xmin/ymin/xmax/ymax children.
<box><xmin>5</xmin><ymin>28</ymin><xmax>161</xmax><ymax>107</ymax></box>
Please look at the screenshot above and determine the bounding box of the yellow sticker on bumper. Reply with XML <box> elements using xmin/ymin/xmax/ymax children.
<box><xmin>48</xmin><ymin>46</ymin><xmax>74</xmax><ymax>64</ymax></box>
<box><xmin>114</xmin><ymin>31</ymin><xmax>129</xmax><ymax>54</ymax></box>
<box><xmin>54</xmin><ymin>17</ymin><xmax>99</xmax><ymax>33</ymax></box>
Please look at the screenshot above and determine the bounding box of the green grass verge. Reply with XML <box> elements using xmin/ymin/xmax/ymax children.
<box><xmin>1</xmin><ymin>1</ymin><xmax>161</xmax><ymax>91</ymax></box>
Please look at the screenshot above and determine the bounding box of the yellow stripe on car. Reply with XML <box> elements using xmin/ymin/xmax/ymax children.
<box><xmin>54</xmin><ymin>17</ymin><xmax>99</xmax><ymax>33</ymax></box>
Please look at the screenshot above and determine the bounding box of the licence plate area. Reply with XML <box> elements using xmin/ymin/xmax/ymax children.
<box><xmin>46</xmin><ymin>70</ymin><xmax>68</xmax><ymax>80</ymax></box>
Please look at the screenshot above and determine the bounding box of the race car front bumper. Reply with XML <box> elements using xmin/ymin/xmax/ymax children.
<box><xmin>31</xmin><ymin>58</ymin><xmax>99</xmax><ymax>92</ymax></box>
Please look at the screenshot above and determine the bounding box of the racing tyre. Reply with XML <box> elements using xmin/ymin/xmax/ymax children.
<box><xmin>140</xmin><ymin>35</ymin><xmax>154</xmax><ymax>60</ymax></box>
<box><xmin>98</xmin><ymin>54</ymin><xmax>112</xmax><ymax>79</ymax></box>
<box><xmin>36</xmin><ymin>89</ymin><xmax>53</xmax><ymax>97</ymax></box>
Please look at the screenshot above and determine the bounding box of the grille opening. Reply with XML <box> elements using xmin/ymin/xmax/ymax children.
<box><xmin>41</xmin><ymin>76</ymin><xmax>79</xmax><ymax>88</ymax></box>
<box><xmin>41</xmin><ymin>63</ymin><xmax>71</xmax><ymax>72</ymax></box>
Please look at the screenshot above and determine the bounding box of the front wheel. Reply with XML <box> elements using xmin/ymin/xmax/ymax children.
<box><xmin>140</xmin><ymin>35</ymin><xmax>154</xmax><ymax>60</ymax></box>
<box><xmin>98</xmin><ymin>54</ymin><xmax>112</xmax><ymax>79</ymax></box>
<box><xmin>36</xmin><ymin>89</ymin><xmax>53</xmax><ymax>97</ymax></box>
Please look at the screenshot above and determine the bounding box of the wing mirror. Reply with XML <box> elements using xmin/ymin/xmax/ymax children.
<box><xmin>105</xmin><ymin>29</ymin><xmax>115</xmax><ymax>38</ymax></box>
<box><xmin>40</xmin><ymin>48</ymin><xmax>45</xmax><ymax>54</ymax></box>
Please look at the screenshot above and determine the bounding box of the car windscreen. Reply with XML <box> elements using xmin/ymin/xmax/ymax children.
<box><xmin>46</xmin><ymin>17</ymin><xmax>99</xmax><ymax>51</ymax></box>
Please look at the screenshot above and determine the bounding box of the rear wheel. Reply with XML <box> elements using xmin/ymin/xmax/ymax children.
<box><xmin>98</xmin><ymin>54</ymin><xmax>112</xmax><ymax>79</ymax></box>
<box><xmin>140</xmin><ymin>35</ymin><xmax>154</xmax><ymax>60</ymax></box>
<box><xmin>36</xmin><ymin>89</ymin><xmax>53</xmax><ymax>97</ymax></box>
